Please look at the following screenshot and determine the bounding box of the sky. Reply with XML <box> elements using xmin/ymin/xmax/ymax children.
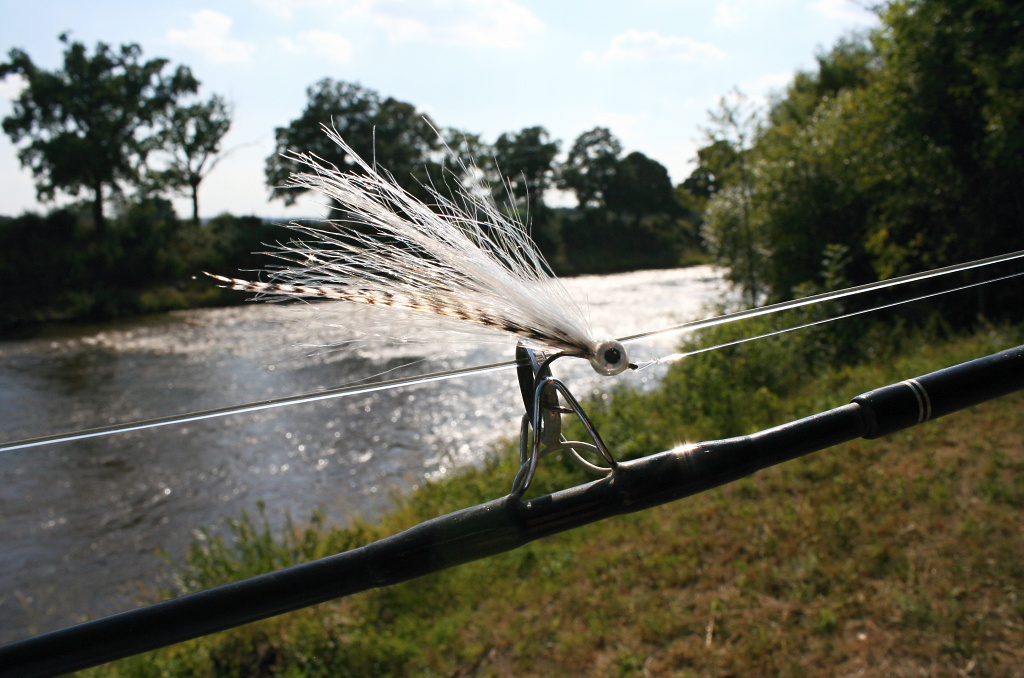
<box><xmin>0</xmin><ymin>0</ymin><xmax>879</xmax><ymax>220</ymax></box>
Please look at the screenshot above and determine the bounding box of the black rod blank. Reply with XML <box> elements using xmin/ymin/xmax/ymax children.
<box><xmin>2</xmin><ymin>345</ymin><xmax>1021</xmax><ymax>678</ymax></box>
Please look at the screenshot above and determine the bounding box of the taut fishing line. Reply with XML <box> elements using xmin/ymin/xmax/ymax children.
<box><xmin>3</xmin><ymin>127</ymin><xmax>1024</xmax><ymax>453</ymax></box>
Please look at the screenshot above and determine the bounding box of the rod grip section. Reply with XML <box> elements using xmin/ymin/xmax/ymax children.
<box><xmin>852</xmin><ymin>344</ymin><xmax>1024</xmax><ymax>438</ymax></box>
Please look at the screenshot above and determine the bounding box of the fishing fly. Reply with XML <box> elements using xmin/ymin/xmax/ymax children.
<box><xmin>206</xmin><ymin>125</ymin><xmax>630</xmax><ymax>377</ymax></box>
<box><xmin>207</xmin><ymin>125</ymin><xmax>631</xmax><ymax>492</ymax></box>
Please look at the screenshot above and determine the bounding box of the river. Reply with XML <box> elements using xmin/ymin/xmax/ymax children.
<box><xmin>0</xmin><ymin>265</ymin><xmax>726</xmax><ymax>644</ymax></box>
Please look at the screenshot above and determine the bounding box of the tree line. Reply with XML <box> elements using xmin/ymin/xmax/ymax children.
<box><xmin>0</xmin><ymin>34</ymin><xmax>700</xmax><ymax>326</ymax></box>
<box><xmin>3</xmin><ymin>0</ymin><xmax>1021</xmax><ymax>331</ymax></box>
<box><xmin>696</xmin><ymin>0</ymin><xmax>1024</xmax><ymax>327</ymax></box>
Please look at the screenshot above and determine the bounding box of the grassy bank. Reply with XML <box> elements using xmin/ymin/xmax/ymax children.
<box><xmin>80</xmin><ymin>323</ymin><xmax>1023</xmax><ymax>677</ymax></box>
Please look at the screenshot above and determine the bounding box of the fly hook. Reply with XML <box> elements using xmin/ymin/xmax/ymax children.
<box><xmin>510</xmin><ymin>344</ymin><xmax>619</xmax><ymax>497</ymax></box>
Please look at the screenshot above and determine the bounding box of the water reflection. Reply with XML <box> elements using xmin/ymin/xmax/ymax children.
<box><xmin>0</xmin><ymin>266</ymin><xmax>725</xmax><ymax>643</ymax></box>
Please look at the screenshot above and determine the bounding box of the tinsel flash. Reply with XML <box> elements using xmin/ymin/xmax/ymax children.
<box><xmin>207</xmin><ymin>125</ymin><xmax>630</xmax><ymax>376</ymax></box>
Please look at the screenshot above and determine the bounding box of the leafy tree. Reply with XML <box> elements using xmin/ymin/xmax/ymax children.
<box><xmin>675</xmin><ymin>140</ymin><xmax>740</xmax><ymax>244</ymax></box>
<box><xmin>0</xmin><ymin>208</ymin><xmax>82</xmax><ymax>322</ymax></box>
<box><xmin>438</xmin><ymin>128</ymin><xmax>499</xmax><ymax>198</ymax></box>
<box><xmin>0</xmin><ymin>33</ymin><xmax>198</xmax><ymax>232</ymax></box>
<box><xmin>867</xmin><ymin>0</ymin><xmax>1024</xmax><ymax>275</ymax></box>
<box><xmin>768</xmin><ymin>34</ymin><xmax>877</xmax><ymax>130</ymax></box>
<box><xmin>700</xmin><ymin>89</ymin><xmax>762</xmax><ymax>305</ymax></box>
<box><xmin>266</xmin><ymin>79</ymin><xmax>440</xmax><ymax>205</ymax></box>
<box><xmin>558</xmin><ymin>149</ymin><xmax>693</xmax><ymax>273</ymax></box>
<box><xmin>491</xmin><ymin>126</ymin><xmax>560</xmax><ymax>210</ymax></box>
<box><xmin>559</xmin><ymin>127</ymin><xmax>622</xmax><ymax>209</ymax></box>
<box><xmin>152</xmin><ymin>94</ymin><xmax>233</xmax><ymax>222</ymax></box>
<box><xmin>699</xmin><ymin>0</ymin><xmax>1024</xmax><ymax>326</ymax></box>
<box><xmin>606</xmin><ymin>151</ymin><xmax>681</xmax><ymax>217</ymax></box>
<box><xmin>679</xmin><ymin>139</ymin><xmax>739</xmax><ymax>204</ymax></box>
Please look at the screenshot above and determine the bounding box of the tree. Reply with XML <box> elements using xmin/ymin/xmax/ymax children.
<box><xmin>491</xmin><ymin>126</ymin><xmax>560</xmax><ymax>210</ymax></box>
<box><xmin>768</xmin><ymin>34</ymin><xmax>877</xmax><ymax>130</ymax></box>
<box><xmin>266</xmin><ymin>79</ymin><xmax>441</xmax><ymax>205</ymax></box>
<box><xmin>152</xmin><ymin>94</ymin><xmax>233</xmax><ymax>222</ymax></box>
<box><xmin>870</xmin><ymin>0</ymin><xmax>1024</xmax><ymax>271</ymax></box>
<box><xmin>701</xmin><ymin>88</ymin><xmax>762</xmax><ymax>305</ymax></box>
<box><xmin>606</xmin><ymin>151</ymin><xmax>682</xmax><ymax>217</ymax></box>
<box><xmin>438</xmin><ymin>128</ymin><xmax>498</xmax><ymax>197</ymax></box>
<box><xmin>559</xmin><ymin>127</ymin><xmax>622</xmax><ymax>209</ymax></box>
<box><xmin>0</xmin><ymin>33</ymin><xmax>198</xmax><ymax>233</ymax></box>
<box><xmin>679</xmin><ymin>139</ymin><xmax>739</xmax><ymax>204</ymax></box>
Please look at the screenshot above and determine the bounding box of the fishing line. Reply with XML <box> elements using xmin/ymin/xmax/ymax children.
<box><xmin>644</xmin><ymin>269</ymin><xmax>1024</xmax><ymax>367</ymax></box>
<box><xmin>620</xmin><ymin>248</ymin><xmax>1024</xmax><ymax>347</ymax></box>
<box><xmin>2</xmin><ymin>250</ymin><xmax>1021</xmax><ymax>453</ymax></box>
<box><xmin>0</xmin><ymin>361</ymin><xmax>514</xmax><ymax>453</ymax></box>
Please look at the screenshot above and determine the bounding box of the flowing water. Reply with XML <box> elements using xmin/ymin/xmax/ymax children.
<box><xmin>0</xmin><ymin>266</ymin><xmax>726</xmax><ymax>644</ymax></box>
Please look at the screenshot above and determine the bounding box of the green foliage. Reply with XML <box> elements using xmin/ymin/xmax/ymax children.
<box><xmin>695</xmin><ymin>0</ymin><xmax>1024</xmax><ymax>324</ymax></box>
<box><xmin>491</xmin><ymin>125</ymin><xmax>560</xmax><ymax>209</ymax></box>
<box><xmin>0</xmin><ymin>206</ymin><xmax>285</xmax><ymax>325</ymax></box>
<box><xmin>169</xmin><ymin>501</ymin><xmax>380</xmax><ymax>595</ymax></box>
<box><xmin>265</xmin><ymin>80</ymin><xmax>441</xmax><ymax>206</ymax></box>
<box><xmin>679</xmin><ymin>139</ymin><xmax>739</xmax><ymax>204</ymax></box>
<box><xmin>768</xmin><ymin>34</ymin><xmax>877</xmax><ymax>130</ymax></box>
<box><xmin>554</xmin><ymin>127</ymin><xmax>699</xmax><ymax>274</ymax></box>
<box><xmin>865</xmin><ymin>0</ymin><xmax>1024</xmax><ymax>276</ymax></box>
<box><xmin>605</xmin><ymin>151</ymin><xmax>682</xmax><ymax>217</ymax></box>
<box><xmin>559</xmin><ymin>126</ymin><xmax>622</xmax><ymax>209</ymax></box>
<box><xmin>699</xmin><ymin>89</ymin><xmax>762</xmax><ymax>305</ymax></box>
<box><xmin>150</xmin><ymin>94</ymin><xmax>233</xmax><ymax>222</ymax></box>
<box><xmin>558</xmin><ymin>209</ymin><xmax>693</xmax><ymax>274</ymax></box>
<box><xmin>0</xmin><ymin>33</ymin><xmax>198</xmax><ymax>232</ymax></box>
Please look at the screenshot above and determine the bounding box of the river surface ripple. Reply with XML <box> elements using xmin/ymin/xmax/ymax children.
<box><xmin>0</xmin><ymin>265</ymin><xmax>726</xmax><ymax>644</ymax></box>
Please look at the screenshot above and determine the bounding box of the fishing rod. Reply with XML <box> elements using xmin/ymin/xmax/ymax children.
<box><xmin>2</xmin><ymin>342</ymin><xmax>1021</xmax><ymax>678</ymax></box>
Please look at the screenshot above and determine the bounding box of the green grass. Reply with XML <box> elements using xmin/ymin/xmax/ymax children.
<box><xmin>79</xmin><ymin>322</ymin><xmax>1024</xmax><ymax>677</ymax></box>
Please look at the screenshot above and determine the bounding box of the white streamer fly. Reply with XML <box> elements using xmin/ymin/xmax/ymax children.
<box><xmin>207</xmin><ymin>125</ymin><xmax>630</xmax><ymax>376</ymax></box>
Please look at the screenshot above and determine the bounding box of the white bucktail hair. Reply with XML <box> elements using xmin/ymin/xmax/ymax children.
<box><xmin>207</xmin><ymin>125</ymin><xmax>629</xmax><ymax>375</ymax></box>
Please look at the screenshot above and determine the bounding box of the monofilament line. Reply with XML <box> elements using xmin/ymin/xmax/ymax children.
<box><xmin>0</xmin><ymin>361</ymin><xmax>514</xmax><ymax>453</ymax></box>
<box><xmin>620</xmin><ymin>248</ymin><xmax>1024</xmax><ymax>347</ymax></box>
<box><xmin>2</xmin><ymin>249</ymin><xmax>1021</xmax><ymax>454</ymax></box>
<box><xmin>648</xmin><ymin>269</ymin><xmax>1024</xmax><ymax>366</ymax></box>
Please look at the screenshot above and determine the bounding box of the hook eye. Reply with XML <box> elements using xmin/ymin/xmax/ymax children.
<box><xmin>589</xmin><ymin>339</ymin><xmax>629</xmax><ymax>376</ymax></box>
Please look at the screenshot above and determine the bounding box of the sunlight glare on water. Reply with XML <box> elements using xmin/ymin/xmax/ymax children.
<box><xmin>0</xmin><ymin>265</ymin><xmax>726</xmax><ymax>643</ymax></box>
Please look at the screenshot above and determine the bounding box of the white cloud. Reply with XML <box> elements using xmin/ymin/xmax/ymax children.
<box><xmin>254</xmin><ymin>0</ymin><xmax>348</xmax><ymax>19</ymax></box>
<box><xmin>280</xmin><ymin>30</ymin><xmax>354</xmax><ymax>63</ymax></box>
<box><xmin>807</xmin><ymin>0</ymin><xmax>879</xmax><ymax>25</ymax></box>
<box><xmin>255</xmin><ymin>0</ymin><xmax>542</xmax><ymax>48</ymax></box>
<box><xmin>590</xmin><ymin>30</ymin><xmax>727</xmax><ymax>64</ymax></box>
<box><xmin>167</xmin><ymin>10</ymin><xmax>255</xmax><ymax>63</ymax></box>
<box><xmin>364</xmin><ymin>0</ymin><xmax>543</xmax><ymax>48</ymax></box>
<box><xmin>713</xmin><ymin>0</ymin><xmax>742</xmax><ymax>27</ymax></box>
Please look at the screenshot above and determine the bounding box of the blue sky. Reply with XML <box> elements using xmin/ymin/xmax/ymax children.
<box><xmin>0</xmin><ymin>0</ymin><xmax>878</xmax><ymax>219</ymax></box>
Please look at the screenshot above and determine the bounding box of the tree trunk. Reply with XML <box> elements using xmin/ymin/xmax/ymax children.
<box><xmin>92</xmin><ymin>182</ymin><xmax>106</xmax><ymax>235</ymax></box>
<box><xmin>191</xmin><ymin>181</ymin><xmax>200</xmax><ymax>223</ymax></box>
